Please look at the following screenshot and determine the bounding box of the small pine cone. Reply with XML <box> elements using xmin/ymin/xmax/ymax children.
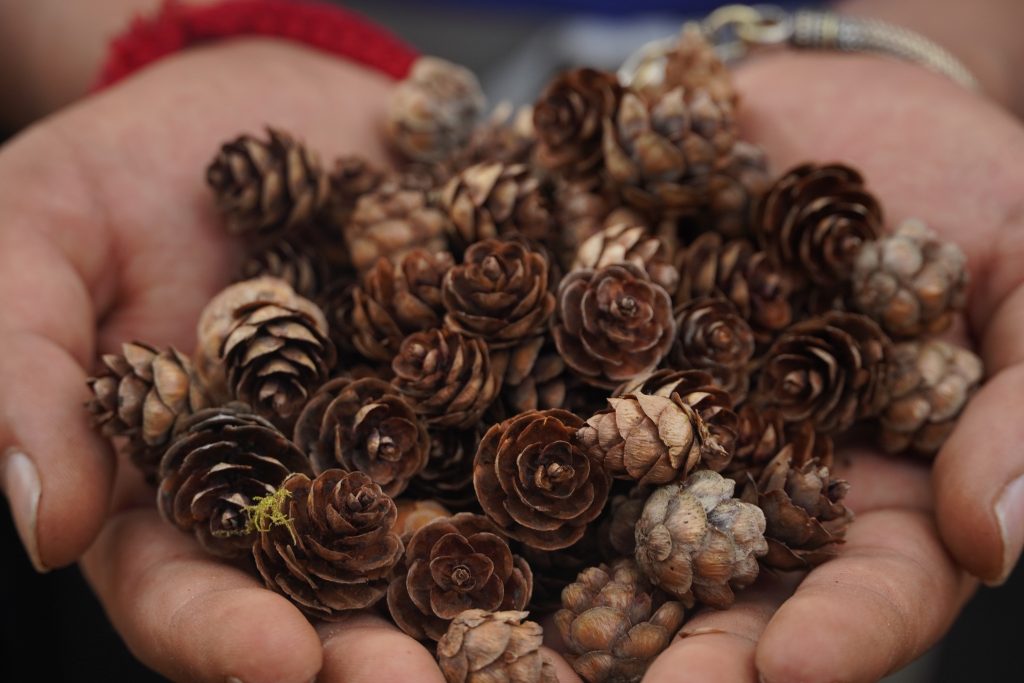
<box><xmin>603</xmin><ymin>88</ymin><xmax>736</xmax><ymax>213</ymax></box>
<box><xmin>703</xmin><ymin>141</ymin><xmax>771</xmax><ymax>239</ymax></box>
<box><xmin>351</xmin><ymin>249</ymin><xmax>454</xmax><ymax>362</ymax></box>
<box><xmin>756</xmin><ymin>163</ymin><xmax>883</xmax><ymax>286</ymax></box>
<box><xmin>553</xmin><ymin>263</ymin><xmax>676</xmax><ymax>389</ymax></box>
<box><xmin>496</xmin><ymin>336</ymin><xmax>569</xmax><ymax>414</ymax></box>
<box><xmin>345</xmin><ymin>181</ymin><xmax>451</xmax><ymax>273</ymax></box>
<box><xmin>392</xmin><ymin>328</ymin><xmax>501</xmax><ymax>429</ymax></box>
<box><xmin>293</xmin><ymin>377</ymin><xmax>429</xmax><ymax>496</ymax></box>
<box><xmin>437</xmin><ymin>609</ymin><xmax>557</xmax><ymax>683</ymax></box>
<box><xmin>452</xmin><ymin>102</ymin><xmax>537</xmax><ymax>171</ymax></box>
<box><xmin>252</xmin><ymin>469</ymin><xmax>404</xmax><ymax>619</ymax></box>
<box><xmin>635</xmin><ymin>470</ymin><xmax>767</xmax><ymax>608</ymax></box>
<box><xmin>553</xmin><ymin>180</ymin><xmax>616</xmax><ymax>265</ymax></box>
<box><xmin>578</xmin><ymin>393</ymin><xmax>724</xmax><ymax>486</ymax></box>
<box><xmin>206</xmin><ymin>128</ymin><xmax>329</xmax><ymax>238</ymax></box>
<box><xmin>571</xmin><ymin>223</ymin><xmax>679</xmax><ymax>293</ymax></box>
<box><xmin>555</xmin><ymin>559</ymin><xmax>686</xmax><ymax>683</ymax></box>
<box><xmin>238</xmin><ymin>240</ymin><xmax>328</xmax><ymax>301</ymax></box>
<box><xmin>519</xmin><ymin>527</ymin><xmax>604</xmax><ymax>611</ymax></box>
<box><xmin>474</xmin><ymin>409</ymin><xmax>610</xmax><ymax>550</ymax></box>
<box><xmin>533</xmin><ymin>68</ymin><xmax>622</xmax><ymax>179</ymax></box>
<box><xmin>316</xmin><ymin>276</ymin><xmax>359</xmax><ymax>362</ymax></box>
<box><xmin>395</xmin><ymin>499</ymin><xmax>452</xmax><ymax>541</ymax></box>
<box><xmin>601</xmin><ymin>485</ymin><xmax>652</xmax><ymax>557</ymax></box>
<box><xmin>158</xmin><ymin>405</ymin><xmax>312</xmax><ymax>558</ymax></box>
<box><xmin>759</xmin><ymin>312</ymin><xmax>892</xmax><ymax>434</ymax></box>
<box><xmin>852</xmin><ymin>219</ymin><xmax>968</xmax><ymax>338</ymax></box>
<box><xmin>387</xmin><ymin>513</ymin><xmax>533</xmax><ymax>641</ymax></box>
<box><xmin>660</xmin><ymin>26</ymin><xmax>738</xmax><ymax>109</ymax></box>
<box><xmin>669</xmin><ymin>297</ymin><xmax>755</xmax><ymax>402</ymax></box>
<box><xmin>729</xmin><ymin>415</ymin><xmax>835</xmax><ymax>485</ymax></box>
<box><xmin>87</xmin><ymin>342</ymin><xmax>209</xmax><ymax>480</ymax></box>
<box><xmin>407</xmin><ymin>426</ymin><xmax>482</xmax><ymax>511</ymax></box>
<box><xmin>741</xmin><ymin>444</ymin><xmax>852</xmax><ymax>570</ymax></box>
<box><xmin>322</xmin><ymin>155</ymin><xmax>386</xmax><ymax>257</ymax></box>
<box><xmin>878</xmin><ymin>339</ymin><xmax>983</xmax><ymax>456</ymax></box>
<box><xmin>386</xmin><ymin>56</ymin><xmax>486</xmax><ymax>163</ymax></box>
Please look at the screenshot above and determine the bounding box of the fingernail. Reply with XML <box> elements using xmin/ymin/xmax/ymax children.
<box><xmin>1</xmin><ymin>448</ymin><xmax>47</xmax><ymax>572</ymax></box>
<box><xmin>993</xmin><ymin>474</ymin><xmax>1024</xmax><ymax>584</ymax></box>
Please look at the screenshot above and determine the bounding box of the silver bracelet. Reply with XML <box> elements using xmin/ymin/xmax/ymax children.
<box><xmin>619</xmin><ymin>4</ymin><xmax>980</xmax><ymax>91</ymax></box>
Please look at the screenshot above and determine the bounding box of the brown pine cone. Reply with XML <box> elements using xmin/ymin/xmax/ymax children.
<box><xmin>634</xmin><ymin>470</ymin><xmax>767</xmax><ymax>608</ymax></box>
<box><xmin>392</xmin><ymin>328</ymin><xmax>501</xmax><ymax>428</ymax></box>
<box><xmin>387</xmin><ymin>513</ymin><xmax>533</xmax><ymax>641</ymax></box>
<box><xmin>601</xmin><ymin>485</ymin><xmax>652</xmax><ymax>557</ymax></box>
<box><xmin>571</xmin><ymin>222</ymin><xmax>679</xmax><ymax>293</ymax></box>
<box><xmin>553</xmin><ymin>179</ymin><xmax>616</xmax><ymax>266</ymax></box>
<box><xmin>669</xmin><ymin>297</ymin><xmax>755</xmax><ymax>401</ymax></box>
<box><xmin>386</xmin><ymin>56</ymin><xmax>486</xmax><ymax>163</ymax></box>
<box><xmin>318</xmin><ymin>155</ymin><xmax>387</xmax><ymax>267</ymax></box>
<box><xmin>553</xmin><ymin>263</ymin><xmax>675</xmax><ymax>389</ymax></box>
<box><xmin>395</xmin><ymin>499</ymin><xmax>452</xmax><ymax>541</ymax></box>
<box><xmin>238</xmin><ymin>240</ymin><xmax>328</xmax><ymax>301</ymax></box>
<box><xmin>293</xmin><ymin>377</ymin><xmax>429</xmax><ymax>496</ymax></box>
<box><xmin>437</xmin><ymin>609</ymin><xmax>557</xmax><ymax>683</ymax></box>
<box><xmin>533</xmin><ymin>68</ymin><xmax>622</xmax><ymax>179</ymax></box>
<box><xmin>702</xmin><ymin>141</ymin><xmax>771</xmax><ymax>239</ymax></box>
<box><xmin>316</xmin><ymin>276</ymin><xmax>360</xmax><ymax>362</ymax></box>
<box><xmin>603</xmin><ymin>87</ymin><xmax>736</xmax><ymax>213</ymax></box>
<box><xmin>474</xmin><ymin>409</ymin><xmax>610</xmax><ymax>550</ymax></box>
<box><xmin>756</xmin><ymin>163</ymin><xmax>882</xmax><ymax>286</ymax></box>
<box><xmin>351</xmin><ymin>249</ymin><xmax>454</xmax><ymax>362</ymax></box>
<box><xmin>87</xmin><ymin>342</ymin><xmax>209</xmax><ymax>480</ymax></box>
<box><xmin>878</xmin><ymin>339</ymin><xmax>983</xmax><ymax>456</ymax></box>
<box><xmin>555</xmin><ymin>559</ymin><xmax>686</xmax><ymax>683</ymax></box>
<box><xmin>157</xmin><ymin>405</ymin><xmax>312</xmax><ymax>558</ymax></box>
<box><xmin>407</xmin><ymin>426</ymin><xmax>482</xmax><ymax>511</ymax></box>
<box><xmin>453</xmin><ymin>102</ymin><xmax>537</xmax><ymax>170</ymax></box>
<box><xmin>252</xmin><ymin>469</ymin><xmax>403</xmax><ymax>619</ymax></box>
<box><xmin>660</xmin><ymin>26</ymin><xmax>738</xmax><ymax>109</ymax></box>
<box><xmin>852</xmin><ymin>219</ymin><xmax>968</xmax><ymax>338</ymax></box>
<box><xmin>496</xmin><ymin>336</ymin><xmax>569</xmax><ymax>414</ymax></box>
<box><xmin>758</xmin><ymin>312</ymin><xmax>892</xmax><ymax>434</ymax></box>
<box><xmin>206</xmin><ymin>128</ymin><xmax>328</xmax><ymax>238</ymax></box>
<box><xmin>578</xmin><ymin>393</ymin><xmax>723</xmax><ymax>485</ymax></box>
<box><xmin>729</xmin><ymin>414</ymin><xmax>835</xmax><ymax>486</ymax></box>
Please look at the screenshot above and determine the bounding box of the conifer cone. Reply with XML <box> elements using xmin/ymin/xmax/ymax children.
<box><xmin>438</xmin><ymin>609</ymin><xmax>558</xmax><ymax>683</ymax></box>
<box><xmin>601</xmin><ymin>485</ymin><xmax>652</xmax><ymax>557</ymax></box>
<box><xmin>553</xmin><ymin>263</ymin><xmax>676</xmax><ymax>389</ymax></box>
<box><xmin>252</xmin><ymin>469</ymin><xmax>404</xmax><ymax>619</ymax></box>
<box><xmin>387</xmin><ymin>513</ymin><xmax>533</xmax><ymax>641</ymax></box>
<box><xmin>755</xmin><ymin>163</ymin><xmax>882</xmax><ymax>286</ymax></box>
<box><xmin>350</xmin><ymin>249</ymin><xmax>454</xmax><ymax>362</ymax></box>
<box><xmin>238</xmin><ymin>240</ymin><xmax>328</xmax><ymax>301</ymax></box>
<box><xmin>660</xmin><ymin>25</ymin><xmax>739</xmax><ymax>108</ymax></box>
<box><xmin>555</xmin><ymin>559</ymin><xmax>686</xmax><ymax>683</ymax></box>
<box><xmin>452</xmin><ymin>103</ymin><xmax>537</xmax><ymax>171</ymax></box>
<box><xmin>206</xmin><ymin>128</ymin><xmax>329</xmax><ymax>238</ymax></box>
<box><xmin>758</xmin><ymin>312</ymin><xmax>892</xmax><ymax>434</ymax></box>
<box><xmin>852</xmin><ymin>219</ymin><xmax>968</xmax><ymax>338</ymax></box>
<box><xmin>669</xmin><ymin>297</ymin><xmax>755</xmax><ymax>402</ymax></box>
<box><xmin>293</xmin><ymin>377</ymin><xmax>429</xmax><ymax>496</ymax></box>
<box><xmin>87</xmin><ymin>342</ymin><xmax>209</xmax><ymax>481</ymax></box>
<box><xmin>634</xmin><ymin>471</ymin><xmax>767</xmax><ymax>608</ymax></box>
<box><xmin>571</xmin><ymin>222</ymin><xmax>679</xmax><ymax>293</ymax></box>
<box><xmin>603</xmin><ymin>87</ymin><xmax>736</xmax><ymax>213</ymax></box>
<box><xmin>553</xmin><ymin>180</ymin><xmax>616</xmax><ymax>265</ymax></box>
<box><xmin>386</xmin><ymin>56</ymin><xmax>486</xmax><ymax>163</ymax></box>
<box><xmin>395</xmin><ymin>499</ymin><xmax>452</xmax><ymax>541</ymax></box>
<box><xmin>496</xmin><ymin>336</ymin><xmax>570</xmax><ymax>414</ymax></box>
<box><xmin>727</xmin><ymin>406</ymin><xmax>834</xmax><ymax>482</ymax></box>
<box><xmin>392</xmin><ymin>328</ymin><xmax>501</xmax><ymax>429</ymax></box>
<box><xmin>878</xmin><ymin>339</ymin><xmax>983</xmax><ymax>455</ymax></box>
<box><xmin>474</xmin><ymin>409</ymin><xmax>610</xmax><ymax>550</ymax></box>
<box><xmin>534</xmin><ymin>68</ymin><xmax>622</xmax><ymax>179</ymax></box>
<box><xmin>703</xmin><ymin>141</ymin><xmax>771</xmax><ymax>239</ymax></box>
<box><xmin>316</xmin><ymin>276</ymin><xmax>360</xmax><ymax>363</ymax></box>
<box><xmin>320</xmin><ymin>155</ymin><xmax>386</xmax><ymax>267</ymax></box>
<box><xmin>157</xmin><ymin>404</ymin><xmax>312</xmax><ymax>558</ymax></box>
<box><xmin>407</xmin><ymin>426</ymin><xmax>482</xmax><ymax>511</ymax></box>
<box><xmin>741</xmin><ymin>444</ymin><xmax>851</xmax><ymax>570</ymax></box>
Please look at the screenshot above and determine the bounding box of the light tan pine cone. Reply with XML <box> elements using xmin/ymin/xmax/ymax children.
<box><xmin>669</xmin><ymin>296</ymin><xmax>755</xmax><ymax>402</ymax></box>
<box><xmin>635</xmin><ymin>470</ymin><xmax>767</xmax><ymax>608</ymax></box>
<box><xmin>878</xmin><ymin>339</ymin><xmax>983</xmax><ymax>456</ymax></box>
<box><xmin>852</xmin><ymin>219</ymin><xmax>968</xmax><ymax>338</ymax></box>
<box><xmin>555</xmin><ymin>559</ymin><xmax>686</xmax><ymax>683</ymax></box>
<box><xmin>238</xmin><ymin>240</ymin><xmax>329</xmax><ymax>301</ymax></box>
<box><xmin>571</xmin><ymin>222</ymin><xmax>679</xmax><ymax>293</ymax></box>
<box><xmin>437</xmin><ymin>610</ymin><xmax>558</xmax><ymax>683</ymax></box>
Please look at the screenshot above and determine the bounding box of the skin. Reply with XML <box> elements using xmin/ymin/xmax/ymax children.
<box><xmin>2</xmin><ymin>2</ymin><xmax>1024</xmax><ymax>682</ymax></box>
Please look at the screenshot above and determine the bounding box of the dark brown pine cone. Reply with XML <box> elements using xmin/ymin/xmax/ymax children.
<box><xmin>729</xmin><ymin>414</ymin><xmax>835</xmax><ymax>485</ymax></box>
<box><xmin>238</xmin><ymin>240</ymin><xmax>329</xmax><ymax>301</ymax></box>
<box><xmin>252</xmin><ymin>469</ymin><xmax>403</xmax><ymax>619</ymax></box>
<box><xmin>571</xmin><ymin>222</ymin><xmax>679</xmax><ymax>293</ymax></box>
<box><xmin>387</xmin><ymin>513</ymin><xmax>533</xmax><ymax>641</ymax></box>
<box><xmin>740</xmin><ymin>443</ymin><xmax>852</xmax><ymax>570</ymax></box>
<box><xmin>553</xmin><ymin>263</ymin><xmax>675</xmax><ymax>389</ymax></box>
<box><xmin>533</xmin><ymin>68</ymin><xmax>622</xmax><ymax>179</ymax></box>
<box><xmin>407</xmin><ymin>426</ymin><xmax>482</xmax><ymax>511</ymax></box>
<box><xmin>87</xmin><ymin>342</ymin><xmax>209</xmax><ymax>481</ymax></box>
<box><xmin>157</xmin><ymin>405</ymin><xmax>312</xmax><ymax>558</ymax></box>
<box><xmin>206</xmin><ymin>128</ymin><xmax>328</xmax><ymax>238</ymax></box>
<box><xmin>758</xmin><ymin>312</ymin><xmax>892</xmax><ymax>434</ymax></box>
<box><xmin>670</xmin><ymin>297</ymin><xmax>755</xmax><ymax>402</ymax></box>
<box><xmin>473</xmin><ymin>409</ymin><xmax>610</xmax><ymax>550</ymax></box>
<box><xmin>878</xmin><ymin>339</ymin><xmax>983</xmax><ymax>456</ymax></box>
<box><xmin>351</xmin><ymin>249</ymin><xmax>454</xmax><ymax>362</ymax></box>
<box><xmin>756</xmin><ymin>163</ymin><xmax>882</xmax><ymax>286</ymax></box>
<box><xmin>555</xmin><ymin>559</ymin><xmax>686</xmax><ymax>683</ymax></box>
<box><xmin>518</xmin><ymin>526</ymin><xmax>604</xmax><ymax>611</ymax></box>
<box><xmin>437</xmin><ymin>609</ymin><xmax>557</xmax><ymax>683</ymax></box>
<box><xmin>293</xmin><ymin>377</ymin><xmax>429</xmax><ymax>496</ymax></box>
<box><xmin>703</xmin><ymin>141</ymin><xmax>772</xmax><ymax>239</ymax></box>
<box><xmin>442</xmin><ymin>238</ymin><xmax>555</xmax><ymax>348</ymax></box>
<box><xmin>392</xmin><ymin>328</ymin><xmax>501</xmax><ymax>429</ymax></box>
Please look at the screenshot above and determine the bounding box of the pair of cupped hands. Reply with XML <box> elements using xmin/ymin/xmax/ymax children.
<box><xmin>2</xmin><ymin>38</ymin><xmax>1024</xmax><ymax>683</ymax></box>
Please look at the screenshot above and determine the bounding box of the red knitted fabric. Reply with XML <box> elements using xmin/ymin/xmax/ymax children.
<box><xmin>94</xmin><ymin>0</ymin><xmax>419</xmax><ymax>90</ymax></box>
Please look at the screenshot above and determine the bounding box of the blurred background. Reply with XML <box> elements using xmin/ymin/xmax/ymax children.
<box><xmin>1</xmin><ymin>1</ymin><xmax>1020</xmax><ymax>681</ymax></box>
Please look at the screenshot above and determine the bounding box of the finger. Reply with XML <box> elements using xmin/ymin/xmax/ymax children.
<box><xmin>755</xmin><ymin>509</ymin><xmax>975</xmax><ymax>683</ymax></box>
<box><xmin>318</xmin><ymin>613</ymin><xmax>445</xmax><ymax>683</ymax></box>
<box><xmin>82</xmin><ymin>509</ymin><xmax>322</xmax><ymax>683</ymax></box>
<box><xmin>542</xmin><ymin>648</ymin><xmax>584</xmax><ymax>683</ymax></box>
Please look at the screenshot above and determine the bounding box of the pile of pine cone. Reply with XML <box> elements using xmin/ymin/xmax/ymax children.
<box><xmin>86</xmin><ymin>28</ymin><xmax>982</xmax><ymax>683</ymax></box>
